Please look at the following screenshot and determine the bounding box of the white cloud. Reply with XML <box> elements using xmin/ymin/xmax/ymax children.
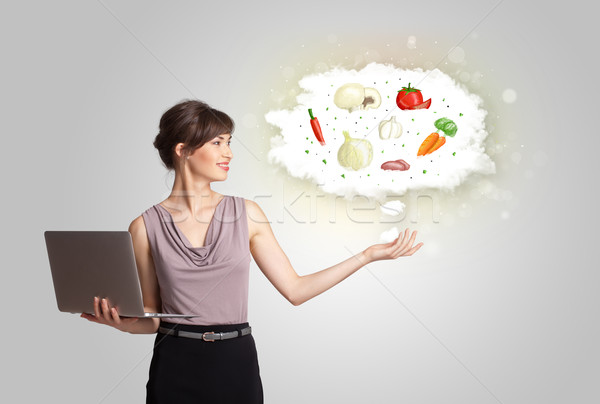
<box><xmin>266</xmin><ymin>62</ymin><xmax>495</xmax><ymax>201</ymax></box>
<box><xmin>380</xmin><ymin>226</ymin><xmax>400</xmax><ymax>243</ymax></box>
<box><xmin>380</xmin><ymin>200</ymin><xmax>406</xmax><ymax>216</ymax></box>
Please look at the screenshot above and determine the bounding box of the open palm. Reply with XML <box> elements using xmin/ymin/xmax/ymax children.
<box><xmin>365</xmin><ymin>228</ymin><xmax>423</xmax><ymax>262</ymax></box>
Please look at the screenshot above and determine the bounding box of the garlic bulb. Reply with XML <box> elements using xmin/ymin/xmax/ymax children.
<box><xmin>378</xmin><ymin>116</ymin><xmax>402</xmax><ymax>140</ymax></box>
<box><xmin>337</xmin><ymin>130</ymin><xmax>373</xmax><ymax>170</ymax></box>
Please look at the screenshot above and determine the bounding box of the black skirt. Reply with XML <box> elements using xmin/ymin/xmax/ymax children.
<box><xmin>146</xmin><ymin>321</ymin><xmax>263</xmax><ymax>403</ymax></box>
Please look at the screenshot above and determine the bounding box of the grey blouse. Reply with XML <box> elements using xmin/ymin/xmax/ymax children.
<box><xmin>141</xmin><ymin>195</ymin><xmax>251</xmax><ymax>325</ymax></box>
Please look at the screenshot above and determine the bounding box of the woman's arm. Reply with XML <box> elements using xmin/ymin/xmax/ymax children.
<box><xmin>246</xmin><ymin>199</ymin><xmax>423</xmax><ymax>306</ymax></box>
<box><xmin>81</xmin><ymin>216</ymin><xmax>161</xmax><ymax>334</ymax></box>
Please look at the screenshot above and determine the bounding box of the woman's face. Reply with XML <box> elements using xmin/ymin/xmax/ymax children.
<box><xmin>186</xmin><ymin>133</ymin><xmax>233</xmax><ymax>181</ymax></box>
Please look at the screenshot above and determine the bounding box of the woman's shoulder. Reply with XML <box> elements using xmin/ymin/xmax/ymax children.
<box><xmin>241</xmin><ymin>198</ymin><xmax>263</xmax><ymax>215</ymax></box>
<box><xmin>128</xmin><ymin>203</ymin><xmax>160</xmax><ymax>237</ymax></box>
<box><xmin>127</xmin><ymin>214</ymin><xmax>151</xmax><ymax>251</ymax></box>
<box><xmin>241</xmin><ymin>198</ymin><xmax>270</xmax><ymax>240</ymax></box>
<box><xmin>128</xmin><ymin>214</ymin><xmax>147</xmax><ymax>235</ymax></box>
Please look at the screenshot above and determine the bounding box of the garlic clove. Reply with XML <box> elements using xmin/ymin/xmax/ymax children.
<box><xmin>378</xmin><ymin>116</ymin><xmax>402</xmax><ymax>140</ymax></box>
<box><xmin>378</xmin><ymin>120</ymin><xmax>390</xmax><ymax>140</ymax></box>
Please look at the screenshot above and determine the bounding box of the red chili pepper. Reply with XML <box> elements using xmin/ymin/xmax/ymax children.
<box><xmin>308</xmin><ymin>109</ymin><xmax>326</xmax><ymax>146</ymax></box>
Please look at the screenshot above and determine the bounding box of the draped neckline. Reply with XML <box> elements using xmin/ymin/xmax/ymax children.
<box><xmin>155</xmin><ymin>195</ymin><xmax>229</xmax><ymax>251</ymax></box>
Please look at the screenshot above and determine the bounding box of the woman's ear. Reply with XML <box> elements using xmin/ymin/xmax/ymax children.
<box><xmin>174</xmin><ymin>142</ymin><xmax>186</xmax><ymax>159</ymax></box>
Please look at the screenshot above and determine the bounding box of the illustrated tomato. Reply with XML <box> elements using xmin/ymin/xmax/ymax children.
<box><xmin>396</xmin><ymin>83</ymin><xmax>431</xmax><ymax>110</ymax></box>
<box><xmin>396</xmin><ymin>83</ymin><xmax>423</xmax><ymax>110</ymax></box>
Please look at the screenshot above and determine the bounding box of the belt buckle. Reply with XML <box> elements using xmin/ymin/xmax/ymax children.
<box><xmin>202</xmin><ymin>331</ymin><xmax>215</xmax><ymax>342</ymax></box>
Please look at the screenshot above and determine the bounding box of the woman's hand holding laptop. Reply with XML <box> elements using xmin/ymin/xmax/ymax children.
<box><xmin>80</xmin><ymin>296</ymin><xmax>139</xmax><ymax>332</ymax></box>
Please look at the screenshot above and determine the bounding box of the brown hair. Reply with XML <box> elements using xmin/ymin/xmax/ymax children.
<box><xmin>153</xmin><ymin>99</ymin><xmax>235</xmax><ymax>170</ymax></box>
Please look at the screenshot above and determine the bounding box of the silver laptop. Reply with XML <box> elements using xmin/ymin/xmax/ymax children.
<box><xmin>44</xmin><ymin>230</ymin><xmax>198</xmax><ymax>318</ymax></box>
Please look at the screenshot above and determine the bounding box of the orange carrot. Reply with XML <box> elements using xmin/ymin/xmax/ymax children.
<box><xmin>426</xmin><ymin>136</ymin><xmax>446</xmax><ymax>155</ymax></box>
<box><xmin>417</xmin><ymin>133</ymin><xmax>439</xmax><ymax>156</ymax></box>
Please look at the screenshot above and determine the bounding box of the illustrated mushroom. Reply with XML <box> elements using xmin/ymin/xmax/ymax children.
<box><xmin>333</xmin><ymin>83</ymin><xmax>381</xmax><ymax>112</ymax></box>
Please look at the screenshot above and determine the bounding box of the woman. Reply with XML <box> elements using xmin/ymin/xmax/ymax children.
<box><xmin>81</xmin><ymin>99</ymin><xmax>424</xmax><ymax>403</ymax></box>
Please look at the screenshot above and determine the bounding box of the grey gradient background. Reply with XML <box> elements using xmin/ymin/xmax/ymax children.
<box><xmin>1</xmin><ymin>1</ymin><xmax>598</xmax><ymax>403</ymax></box>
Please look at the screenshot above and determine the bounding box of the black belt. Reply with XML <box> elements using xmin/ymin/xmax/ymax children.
<box><xmin>158</xmin><ymin>326</ymin><xmax>252</xmax><ymax>342</ymax></box>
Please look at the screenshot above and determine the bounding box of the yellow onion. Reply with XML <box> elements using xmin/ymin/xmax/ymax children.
<box><xmin>337</xmin><ymin>130</ymin><xmax>373</xmax><ymax>170</ymax></box>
